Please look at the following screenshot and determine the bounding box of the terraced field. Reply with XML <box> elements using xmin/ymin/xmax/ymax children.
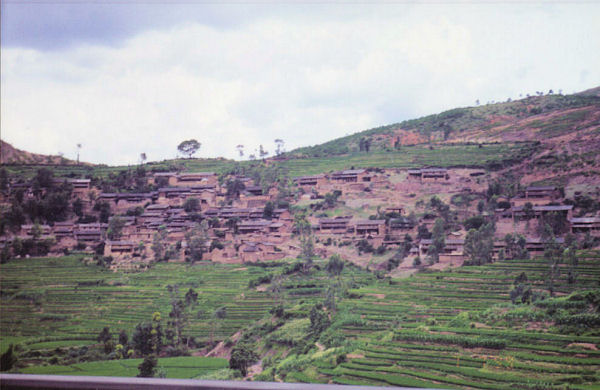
<box><xmin>0</xmin><ymin>256</ymin><xmax>280</xmax><ymax>351</ymax></box>
<box><xmin>19</xmin><ymin>356</ymin><xmax>227</xmax><ymax>378</ymax></box>
<box><xmin>292</xmin><ymin>252</ymin><xmax>600</xmax><ymax>388</ymax></box>
<box><xmin>2</xmin><ymin>253</ymin><xmax>599</xmax><ymax>388</ymax></box>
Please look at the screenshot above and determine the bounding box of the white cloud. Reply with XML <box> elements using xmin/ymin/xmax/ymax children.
<box><xmin>1</xmin><ymin>3</ymin><xmax>599</xmax><ymax>165</ymax></box>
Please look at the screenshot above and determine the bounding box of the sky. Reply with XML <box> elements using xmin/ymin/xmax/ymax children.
<box><xmin>1</xmin><ymin>1</ymin><xmax>599</xmax><ymax>166</ymax></box>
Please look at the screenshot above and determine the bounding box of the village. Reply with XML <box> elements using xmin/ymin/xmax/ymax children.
<box><xmin>1</xmin><ymin>165</ymin><xmax>599</xmax><ymax>271</ymax></box>
<box><xmin>0</xmin><ymin>167</ymin><xmax>600</xmax><ymax>268</ymax></box>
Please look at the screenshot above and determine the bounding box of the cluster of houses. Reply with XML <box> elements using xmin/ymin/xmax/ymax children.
<box><xmin>2</xmin><ymin>167</ymin><xmax>599</xmax><ymax>268</ymax></box>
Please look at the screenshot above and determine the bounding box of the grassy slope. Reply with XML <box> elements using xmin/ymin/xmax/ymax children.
<box><xmin>3</xmin><ymin>143</ymin><xmax>533</xmax><ymax>180</ymax></box>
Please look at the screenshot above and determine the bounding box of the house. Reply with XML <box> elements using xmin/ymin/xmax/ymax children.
<box><xmin>318</xmin><ymin>217</ymin><xmax>352</xmax><ymax>233</ymax></box>
<box><xmin>74</xmin><ymin>229</ymin><xmax>103</xmax><ymax>243</ymax></box>
<box><xmin>421</xmin><ymin>168</ymin><xmax>449</xmax><ymax>182</ymax></box>
<box><xmin>525</xmin><ymin>186</ymin><xmax>561</xmax><ymax>200</ymax></box>
<box><xmin>176</xmin><ymin>172</ymin><xmax>218</xmax><ymax>186</ymax></box>
<box><xmin>220</xmin><ymin>208</ymin><xmax>252</xmax><ymax>220</ymax></box>
<box><xmin>407</xmin><ymin>169</ymin><xmax>423</xmax><ymax>180</ymax></box>
<box><xmin>418</xmin><ymin>238</ymin><xmax>464</xmax><ymax>256</ymax></box>
<box><xmin>407</xmin><ymin>168</ymin><xmax>448</xmax><ymax>182</ymax></box>
<box><xmin>511</xmin><ymin>186</ymin><xmax>562</xmax><ymax>206</ymax></box>
<box><xmin>104</xmin><ymin>240</ymin><xmax>136</xmax><ymax>257</ymax></box>
<box><xmin>53</xmin><ymin>222</ymin><xmax>75</xmax><ymax>238</ymax></box>
<box><xmin>389</xmin><ymin>217</ymin><xmax>414</xmax><ymax>231</ymax></box>
<box><xmin>272</xmin><ymin>208</ymin><xmax>292</xmax><ymax>221</ymax></box>
<box><xmin>330</xmin><ymin>169</ymin><xmax>371</xmax><ymax>183</ymax></box>
<box><xmin>571</xmin><ymin>217</ymin><xmax>600</xmax><ymax>234</ymax></box>
<box><xmin>150</xmin><ymin>172</ymin><xmax>178</xmax><ymax>186</ymax></box>
<box><xmin>114</xmin><ymin>193</ymin><xmax>153</xmax><ymax>211</ymax></box>
<box><xmin>238</xmin><ymin>241</ymin><xmax>285</xmax><ymax>262</ymax></box>
<box><xmin>77</xmin><ymin>223</ymin><xmax>108</xmax><ymax>231</ymax></box>
<box><xmin>525</xmin><ymin>237</ymin><xmax>565</xmax><ymax>255</ymax></box>
<box><xmin>243</xmin><ymin>196</ymin><xmax>269</xmax><ymax>208</ymax></box>
<box><xmin>294</xmin><ymin>174</ymin><xmax>327</xmax><ymax>188</ymax></box>
<box><xmin>237</xmin><ymin>220</ymin><xmax>273</xmax><ymax>234</ymax></box>
<box><xmin>64</xmin><ymin>179</ymin><xmax>91</xmax><ymax>196</ymax></box>
<box><xmin>354</xmin><ymin>220</ymin><xmax>386</xmax><ymax>236</ymax></box>
<box><xmin>385</xmin><ymin>207</ymin><xmax>404</xmax><ymax>216</ymax></box>
<box><xmin>21</xmin><ymin>224</ymin><xmax>52</xmax><ymax>236</ymax></box>
<box><xmin>512</xmin><ymin>205</ymin><xmax>573</xmax><ymax>221</ymax></box>
<box><xmin>244</xmin><ymin>185</ymin><xmax>264</xmax><ymax>196</ymax></box>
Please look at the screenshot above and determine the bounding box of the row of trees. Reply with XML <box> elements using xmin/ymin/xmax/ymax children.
<box><xmin>176</xmin><ymin>139</ymin><xmax>286</xmax><ymax>160</ymax></box>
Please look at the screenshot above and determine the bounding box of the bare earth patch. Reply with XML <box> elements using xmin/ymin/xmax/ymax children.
<box><xmin>366</xmin><ymin>293</ymin><xmax>386</xmax><ymax>299</ymax></box>
<box><xmin>567</xmin><ymin>343</ymin><xmax>598</xmax><ymax>351</ymax></box>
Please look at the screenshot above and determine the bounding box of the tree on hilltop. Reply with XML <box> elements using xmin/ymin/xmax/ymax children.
<box><xmin>274</xmin><ymin>139</ymin><xmax>285</xmax><ymax>156</ymax></box>
<box><xmin>177</xmin><ymin>140</ymin><xmax>201</xmax><ymax>159</ymax></box>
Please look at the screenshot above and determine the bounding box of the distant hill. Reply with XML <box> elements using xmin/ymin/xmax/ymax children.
<box><xmin>1</xmin><ymin>140</ymin><xmax>83</xmax><ymax>165</ymax></box>
<box><xmin>288</xmin><ymin>90</ymin><xmax>600</xmax><ymax>158</ymax></box>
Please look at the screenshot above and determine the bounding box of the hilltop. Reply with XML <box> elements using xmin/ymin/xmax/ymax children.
<box><xmin>0</xmin><ymin>140</ymin><xmax>83</xmax><ymax>166</ymax></box>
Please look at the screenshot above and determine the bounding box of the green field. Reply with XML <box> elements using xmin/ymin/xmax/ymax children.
<box><xmin>20</xmin><ymin>356</ymin><xmax>227</xmax><ymax>378</ymax></box>
<box><xmin>1</xmin><ymin>253</ymin><xmax>599</xmax><ymax>388</ymax></box>
<box><xmin>3</xmin><ymin>142</ymin><xmax>533</xmax><ymax>180</ymax></box>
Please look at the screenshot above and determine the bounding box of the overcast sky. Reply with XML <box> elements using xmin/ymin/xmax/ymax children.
<box><xmin>1</xmin><ymin>1</ymin><xmax>599</xmax><ymax>165</ymax></box>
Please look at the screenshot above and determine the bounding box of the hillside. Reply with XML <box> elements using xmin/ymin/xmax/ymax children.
<box><xmin>283</xmin><ymin>90</ymin><xmax>600</xmax><ymax>191</ymax></box>
<box><xmin>289</xmin><ymin>91</ymin><xmax>600</xmax><ymax>157</ymax></box>
<box><xmin>1</xmin><ymin>140</ymin><xmax>81</xmax><ymax>166</ymax></box>
<box><xmin>1</xmin><ymin>88</ymin><xmax>600</xmax><ymax>388</ymax></box>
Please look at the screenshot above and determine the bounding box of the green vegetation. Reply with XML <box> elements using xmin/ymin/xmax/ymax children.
<box><xmin>2</xmin><ymin>252</ymin><xmax>599</xmax><ymax>387</ymax></box>
<box><xmin>21</xmin><ymin>356</ymin><xmax>227</xmax><ymax>378</ymax></box>
<box><xmin>2</xmin><ymin>143</ymin><xmax>534</xmax><ymax>182</ymax></box>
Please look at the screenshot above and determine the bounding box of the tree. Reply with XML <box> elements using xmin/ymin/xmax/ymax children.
<box><xmin>177</xmin><ymin>139</ymin><xmax>201</xmax><ymax>159</ymax></box>
<box><xmin>184</xmin><ymin>288</ymin><xmax>198</xmax><ymax>307</ymax></box>
<box><xmin>183</xmin><ymin>197</ymin><xmax>200</xmax><ymax>213</ymax></box>
<box><xmin>427</xmin><ymin>218</ymin><xmax>445</xmax><ymax>264</ymax></box>
<box><xmin>259</xmin><ymin>144</ymin><xmax>268</xmax><ymax>159</ymax></box>
<box><xmin>543</xmin><ymin>231</ymin><xmax>563</xmax><ymax>297</ymax></box>
<box><xmin>167</xmin><ymin>286</ymin><xmax>186</xmax><ymax>349</ymax></box>
<box><xmin>504</xmin><ymin>233</ymin><xmax>528</xmax><ymax>260</ymax></box>
<box><xmin>119</xmin><ymin>330</ymin><xmax>129</xmax><ymax>346</ymax></box>
<box><xmin>211</xmin><ymin>307</ymin><xmax>227</xmax><ymax>343</ymax></box>
<box><xmin>73</xmin><ymin>198</ymin><xmax>84</xmax><ymax>217</ymax></box>
<box><xmin>0</xmin><ymin>168</ymin><xmax>8</xmax><ymax>193</ymax></box>
<box><xmin>263</xmin><ymin>201</ymin><xmax>274</xmax><ymax>219</ymax></box>
<box><xmin>107</xmin><ymin>216</ymin><xmax>126</xmax><ymax>240</ymax></box>
<box><xmin>98</xmin><ymin>326</ymin><xmax>114</xmax><ymax>353</ymax></box>
<box><xmin>236</xmin><ymin>144</ymin><xmax>244</xmax><ymax>157</ymax></box>
<box><xmin>274</xmin><ymin>139</ymin><xmax>285</xmax><ymax>156</ymax></box>
<box><xmin>94</xmin><ymin>201</ymin><xmax>111</xmax><ymax>223</ymax></box>
<box><xmin>326</xmin><ymin>254</ymin><xmax>345</xmax><ymax>314</ymax></box>
<box><xmin>151</xmin><ymin>225</ymin><xmax>168</xmax><ymax>261</ymax></box>
<box><xmin>229</xmin><ymin>344</ymin><xmax>258</xmax><ymax>377</ymax></box>
<box><xmin>185</xmin><ymin>221</ymin><xmax>209</xmax><ymax>263</ymax></box>
<box><xmin>76</xmin><ymin>143</ymin><xmax>82</xmax><ymax>165</ymax></box>
<box><xmin>522</xmin><ymin>202</ymin><xmax>535</xmax><ymax>222</ymax></box>
<box><xmin>132</xmin><ymin>323</ymin><xmax>154</xmax><ymax>356</ymax></box>
<box><xmin>309</xmin><ymin>304</ymin><xmax>330</xmax><ymax>335</ymax></box>
<box><xmin>98</xmin><ymin>326</ymin><xmax>112</xmax><ymax>343</ymax></box>
<box><xmin>0</xmin><ymin>344</ymin><xmax>17</xmax><ymax>371</ymax></box>
<box><xmin>464</xmin><ymin>223</ymin><xmax>495</xmax><ymax>265</ymax></box>
<box><xmin>326</xmin><ymin>254</ymin><xmax>344</xmax><ymax>278</ymax></box>
<box><xmin>225</xmin><ymin>179</ymin><xmax>245</xmax><ymax>199</ymax></box>
<box><xmin>140</xmin><ymin>153</ymin><xmax>147</xmax><ymax>165</ymax></box>
<box><xmin>137</xmin><ymin>355</ymin><xmax>157</xmax><ymax>377</ymax></box>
